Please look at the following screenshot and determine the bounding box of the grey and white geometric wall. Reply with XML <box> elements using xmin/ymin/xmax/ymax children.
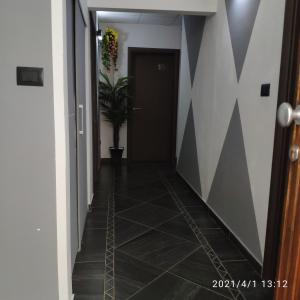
<box><xmin>176</xmin><ymin>19</ymin><xmax>192</xmax><ymax>157</ymax></box>
<box><xmin>177</xmin><ymin>103</ymin><xmax>201</xmax><ymax>195</ymax></box>
<box><xmin>191</xmin><ymin>0</ymin><xmax>237</xmax><ymax>201</ymax></box>
<box><xmin>184</xmin><ymin>16</ymin><xmax>206</xmax><ymax>85</ymax></box>
<box><xmin>207</xmin><ymin>102</ymin><xmax>262</xmax><ymax>261</ymax></box>
<box><xmin>225</xmin><ymin>0</ymin><xmax>261</xmax><ymax>80</ymax></box>
<box><xmin>236</xmin><ymin>0</ymin><xmax>286</xmax><ymax>253</ymax></box>
<box><xmin>177</xmin><ymin>0</ymin><xmax>285</xmax><ymax>263</ymax></box>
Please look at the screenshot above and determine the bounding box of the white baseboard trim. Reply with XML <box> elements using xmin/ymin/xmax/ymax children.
<box><xmin>89</xmin><ymin>192</ymin><xmax>94</xmax><ymax>206</ymax></box>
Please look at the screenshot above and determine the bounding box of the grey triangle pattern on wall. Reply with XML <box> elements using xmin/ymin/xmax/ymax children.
<box><xmin>184</xmin><ymin>16</ymin><xmax>206</xmax><ymax>85</ymax></box>
<box><xmin>207</xmin><ymin>101</ymin><xmax>262</xmax><ymax>262</ymax></box>
<box><xmin>225</xmin><ymin>0</ymin><xmax>260</xmax><ymax>81</ymax></box>
<box><xmin>177</xmin><ymin>103</ymin><xmax>201</xmax><ymax>195</ymax></box>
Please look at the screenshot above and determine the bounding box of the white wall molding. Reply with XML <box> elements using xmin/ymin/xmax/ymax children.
<box><xmin>88</xmin><ymin>0</ymin><xmax>218</xmax><ymax>15</ymax></box>
<box><xmin>85</xmin><ymin>15</ymin><xmax>94</xmax><ymax>206</ymax></box>
<box><xmin>51</xmin><ymin>0</ymin><xmax>72</xmax><ymax>298</ymax></box>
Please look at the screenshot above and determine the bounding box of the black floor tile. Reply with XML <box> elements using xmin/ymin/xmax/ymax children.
<box><xmin>93</xmin><ymin>189</ymin><xmax>110</xmax><ymax>201</ymax></box>
<box><xmin>76</xmin><ymin>229</ymin><xmax>106</xmax><ymax>262</ymax></box>
<box><xmin>73</xmin><ymin>262</ymin><xmax>105</xmax><ymax>279</ymax></box>
<box><xmin>149</xmin><ymin>194</ymin><xmax>180</xmax><ymax>212</ymax></box>
<box><xmin>118</xmin><ymin>229</ymin><xmax>199</xmax><ymax>270</ymax></box>
<box><xmin>117</xmin><ymin>182</ymin><xmax>168</xmax><ymax>202</ymax></box>
<box><xmin>129</xmin><ymin>273</ymin><xmax>229</xmax><ymax>300</ymax></box>
<box><xmin>115</xmin><ymin>217</ymin><xmax>150</xmax><ymax>247</ymax></box>
<box><xmin>115</xmin><ymin>278</ymin><xmax>139</xmax><ymax>300</ymax></box>
<box><xmin>116</xmin><ymin>178</ymin><xmax>158</xmax><ymax>191</ymax></box>
<box><xmin>118</xmin><ymin>202</ymin><xmax>179</xmax><ymax>228</ymax></box>
<box><xmin>169</xmin><ymin>248</ymin><xmax>231</xmax><ymax>298</ymax></box>
<box><xmin>201</xmin><ymin>228</ymin><xmax>244</xmax><ymax>261</ymax></box>
<box><xmin>170</xmin><ymin>180</ymin><xmax>192</xmax><ymax>195</ymax></box>
<box><xmin>91</xmin><ymin>191</ymin><xmax>110</xmax><ymax>210</ymax></box>
<box><xmin>115</xmin><ymin>178</ymin><xmax>153</xmax><ymax>192</ymax></box>
<box><xmin>73</xmin><ymin>163</ymin><xmax>267</xmax><ymax>300</ymax></box>
<box><xmin>74</xmin><ymin>295</ymin><xmax>103</xmax><ymax>300</ymax></box>
<box><xmin>115</xmin><ymin>250</ymin><xmax>162</xmax><ymax>299</ymax></box>
<box><xmin>224</xmin><ymin>260</ymin><xmax>273</xmax><ymax>300</ymax></box>
<box><xmin>185</xmin><ymin>206</ymin><xmax>210</xmax><ymax>214</ymax></box>
<box><xmin>178</xmin><ymin>191</ymin><xmax>204</xmax><ymax>207</ymax></box>
<box><xmin>156</xmin><ymin>214</ymin><xmax>198</xmax><ymax>243</ymax></box>
<box><xmin>73</xmin><ymin>261</ymin><xmax>104</xmax><ymax>296</ymax></box>
<box><xmin>115</xmin><ymin>195</ymin><xmax>143</xmax><ymax>214</ymax></box>
<box><xmin>73</xmin><ymin>278</ymin><xmax>104</xmax><ymax>295</ymax></box>
<box><xmin>187</xmin><ymin>207</ymin><xmax>220</xmax><ymax>229</ymax></box>
<box><xmin>85</xmin><ymin>211</ymin><xmax>107</xmax><ymax>229</ymax></box>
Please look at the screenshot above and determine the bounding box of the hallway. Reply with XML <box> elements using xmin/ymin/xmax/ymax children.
<box><xmin>72</xmin><ymin>164</ymin><xmax>272</xmax><ymax>300</ymax></box>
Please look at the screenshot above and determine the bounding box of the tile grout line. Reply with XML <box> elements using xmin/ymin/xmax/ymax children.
<box><xmin>117</xmin><ymin>214</ymin><xmax>179</xmax><ymax>230</ymax></box>
<box><xmin>117</xmin><ymin>244</ymin><xmax>232</xmax><ymax>288</ymax></box>
<box><xmin>221</xmin><ymin>259</ymin><xmax>248</xmax><ymax>263</ymax></box>
<box><xmin>75</xmin><ymin>260</ymin><xmax>105</xmax><ymax>264</ymax></box>
<box><xmin>115</xmin><ymin>194</ymin><xmax>177</xmax><ymax>217</ymax></box>
<box><xmin>104</xmin><ymin>169</ymin><xmax>116</xmax><ymax>300</ymax></box>
<box><xmin>125</xmin><ymin>246</ymin><xmax>202</xmax><ymax>300</ymax></box>
<box><xmin>114</xmin><ymin>199</ymin><xmax>152</xmax><ymax>216</ymax></box>
<box><xmin>115</xmin><ymin>192</ymin><xmax>169</xmax><ymax>208</ymax></box>
<box><xmin>160</xmin><ymin>173</ymin><xmax>246</xmax><ymax>300</ymax></box>
<box><xmin>116</xmin><ymin>214</ymin><xmax>200</xmax><ymax>246</ymax></box>
<box><xmin>167</xmin><ymin>271</ymin><xmax>232</xmax><ymax>300</ymax></box>
<box><xmin>116</xmin><ymin>245</ymin><xmax>231</xmax><ymax>299</ymax></box>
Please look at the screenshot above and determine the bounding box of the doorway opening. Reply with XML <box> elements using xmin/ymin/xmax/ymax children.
<box><xmin>127</xmin><ymin>47</ymin><xmax>179</xmax><ymax>163</ymax></box>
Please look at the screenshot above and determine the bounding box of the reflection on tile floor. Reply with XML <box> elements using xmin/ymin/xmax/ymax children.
<box><xmin>73</xmin><ymin>163</ymin><xmax>273</xmax><ymax>300</ymax></box>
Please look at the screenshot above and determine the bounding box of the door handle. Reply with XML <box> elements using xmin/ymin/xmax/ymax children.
<box><xmin>289</xmin><ymin>145</ymin><xmax>300</xmax><ymax>162</ymax></box>
<box><xmin>78</xmin><ymin>104</ymin><xmax>84</xmax><ymax>135</ymax></box>
<box><xmin>277</xmin><ymin>102</ymin><xmax>300</xmax><ymax>127</ymax></box>
<box><xmin>132</xmin><ymin>107</ymin><xmax>143</xmax><ymax>111</ymax></box>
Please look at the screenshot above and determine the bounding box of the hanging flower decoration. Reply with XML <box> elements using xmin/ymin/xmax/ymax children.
<box><xmin>101</xmin><ymin>28</ymin><xmax>119</xmax><ymax>71</ymax></box>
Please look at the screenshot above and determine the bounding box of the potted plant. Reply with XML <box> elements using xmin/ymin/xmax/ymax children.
<box><xmin>99</xmin><ymin>71</ymin><xmax>132</xmax><ymax>164</ymax></box>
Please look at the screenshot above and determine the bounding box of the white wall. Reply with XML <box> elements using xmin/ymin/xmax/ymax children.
<box><xmin>99</xmin><ymin>22</ymin><xmax>182</xmax><ymax>158</ymax></box>
<box><xmin>0</xmin><ymin>0</ymin><xmax>60</xmax><ymax>299</ymax></box>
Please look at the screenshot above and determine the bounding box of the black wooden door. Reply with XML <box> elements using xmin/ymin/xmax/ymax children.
<box><xmin>128</xmin><ymin>49</ymin><xmax>179</xmax><ymax>162</ymax></box>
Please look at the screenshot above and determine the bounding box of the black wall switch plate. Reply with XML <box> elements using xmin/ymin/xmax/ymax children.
<box><xmin>17</xmin><ymin>67</ymin><xmax>44</xmax><ymax>86</ymax></box>
<box><xmin>261</xmin><ymin>83</ymin><xmax>271</xmax><ymax>97</ymax></box>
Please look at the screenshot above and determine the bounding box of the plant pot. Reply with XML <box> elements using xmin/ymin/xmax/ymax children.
<box><xmin>109</xmin><ymin>147</ymin><xmax>124</xmax><ymax>165</ymax></box>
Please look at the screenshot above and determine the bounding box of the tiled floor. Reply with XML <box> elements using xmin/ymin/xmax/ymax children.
<box><xmin>73</xmin><ymin>164</ymin><xmax>273</xmax><ymax>300</ymax></box>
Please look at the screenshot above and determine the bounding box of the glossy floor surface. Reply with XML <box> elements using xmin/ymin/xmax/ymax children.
<box><xmin>73</xmin><ymin>164</ymin><xmax>273</xmax><ymax>300</ymax></box>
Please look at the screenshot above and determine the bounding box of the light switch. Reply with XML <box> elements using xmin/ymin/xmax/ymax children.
<box><xmin>17</xmin><ymin>67</ymin><xmax>44</xmax><ymax>86</ymax></box>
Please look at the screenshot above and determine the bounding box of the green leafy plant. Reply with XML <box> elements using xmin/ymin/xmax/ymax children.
<box><xmin>99</xmin><ymin>71</ymin><xmax>132</xmax><ymax>149</ymax></box>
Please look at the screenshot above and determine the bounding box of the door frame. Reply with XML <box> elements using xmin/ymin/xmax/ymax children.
<box><xmin>127</xmin><ymin>47</ymin><xmax>180</xmax><ymax>164</ymax></box>
<box><xmin>263</xmin><ymin>0</ymin><xmax>300</xmax><ymax>282</ymax></box>
<box><xmin>89</xmin><ymin>12</ymin><xmax>100</xmax><ymax>187</ymax></box>
<box><xmin>74</xmin><ymin>0</ymin><xmax>88</xmax><ymax>249</ymax></box>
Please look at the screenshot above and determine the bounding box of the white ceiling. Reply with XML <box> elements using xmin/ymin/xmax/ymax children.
<box><xmin>97</xmin><ymin>11</ymin><xmax>181</xmax><ymax>26</ymax></box>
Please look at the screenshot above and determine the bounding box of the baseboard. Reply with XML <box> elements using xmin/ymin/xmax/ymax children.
<box><xmin>176</xmin><ymin>170</ymin><xmax>262</xmax><ymax>275</ymax></box>
<box><xmin>88</xmin><ymin>192</ymin><xmax>94</xmax><ymax>207</ymax></box>
<box><xmin>88</xmin><ymin>192</ymin><xmax>94</xmax><ymax>211</ymax></box>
